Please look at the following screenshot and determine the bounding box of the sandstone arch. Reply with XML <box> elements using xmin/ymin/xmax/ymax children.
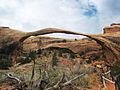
<box><xmin>0</xmin><ymin>27</ymin><xmax>120</xmax><ymax>66</ymax></box>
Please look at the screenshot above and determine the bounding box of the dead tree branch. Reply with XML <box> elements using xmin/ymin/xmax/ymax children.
<box><xmin>6</xmin><ymin>74</ymin><xmax>21</xmax><ymax>83</ymax></box>
<box><xmin>45</xmin><ymin>73</ymin><xmax>85</xmax><ymax>90</ymax></box>
<box><xmin>62</xmin><ymin>73</ymin><xmax>85</xmax><ymax>86</ymax></box>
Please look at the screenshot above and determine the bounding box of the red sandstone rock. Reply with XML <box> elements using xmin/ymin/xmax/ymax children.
<box><xmin>103</xmin><ymin>23</ymin><xmax>120</xmax><ymax>33</ymax></box>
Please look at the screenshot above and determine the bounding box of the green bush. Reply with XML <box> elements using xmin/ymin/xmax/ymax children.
<box><xmin>20</xmin><ymin>51</ymin><xmax>37</xmax><ymax>64</ymax></box>
<box><xmin>51</xmin><ymin>53</ymin><xmax>58</xmax><ymax>68</ymax></box>
<box><xmin>111</xmin><ymin>60</ymin><xmax>120</xmax><ymax>76</ymax></box>
<box><xmin>0</xmin><ymin>57</ymin><xmax>12</xmax><ymax>69</ymax></box>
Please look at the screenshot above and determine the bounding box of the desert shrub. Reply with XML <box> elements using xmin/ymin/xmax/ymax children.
<box><xmin>0</xmin><ymin>71</ymin><xmax>7</xmax><ymax>78</ymax></box>
<box><xmin>75</xmin><ymin>38</ymin><xmax>77</xmax><ymax>41</ymax></box>
<box><xmin>81</xmin><ymin>78</ymin><xmax>89</xmax><ymax>88</ymax></box>
<box><xmin>20</xmin><ymin>51</ymin><xmax>37</xmax><ymax>64</ymax></box>
<box><xmin>84</xmin><ymin>47</ymin><xmax>93</xmax><ymax>52</ymax></box>
<box><xmin>29</xmin><ymin>51</ymin><xmax>37</xmax><ymax>60</ymax></box>
<box><xmin>51</xmin><ymin>53</ymin><xmax>58</xmax><ymax>68</ymax></box>
<box><xmin>90</xmin><ymin>54</ymin><xmax>100</xmax><ymax>60</ymax></box>
<box><xmin>111</xmin><ymin>60</ymin><xmax>120</xmax><ymax>76</ymax></box>
<box><xmin>108</xmin><ymin>61</ymin><xmax>120</xmax><ymax>90</ymax></box>
<box><xmin>79</xmin><ymin>51</ymin><xmax>85</xmax><ymax>56</ymax></box>
<box><xmin>69</xmin><ymin>53</ymin><xmax>76</xmax><ymax>59</ymax></box>
<box><xmin>75</xmin><ymin>77</ymin><xmax>89</xmax><ymax>88</ymax></box>
<box><xmin>62</xmin><ymin>39</ymin><xmax>67</xmax><ymax>42</ymax></box>
<box><xmin>0</xmin><ymin>57</ymin><xmax>12</xmax><ymax>69</ymax></box>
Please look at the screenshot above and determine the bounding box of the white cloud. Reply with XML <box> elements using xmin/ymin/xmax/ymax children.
<box><xmin>0</xmin><ymin>0</ymin><xmax>119</xmax><ymax>38</ymax></box>
<box><xmin>91</xmin><ymin>0</ymin><xmax>120</xmax><ymax>27</ymax></box>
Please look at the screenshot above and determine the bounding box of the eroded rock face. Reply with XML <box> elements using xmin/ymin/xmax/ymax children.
<box><xmin>0</xmin><ymin>27</ymin><xmax>25</xmax><ymax>47</ymax></box>
<box><xmin>103</xmin><ymin>23</ymin><xmax>120</xmax><ymax>34</ymax></box>
<box><xmin>0</xmin><ymin>27</ymin><xmax>26</xmax><ymax>55</ymax></box>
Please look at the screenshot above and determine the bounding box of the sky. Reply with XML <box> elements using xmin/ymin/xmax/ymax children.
<box><xmin>0</xmin><ymin>0</ymin><xmax>120</xmax><ymax>38</ymax></box>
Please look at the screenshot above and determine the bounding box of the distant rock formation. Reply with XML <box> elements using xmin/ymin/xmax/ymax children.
<box><xmin>103</xmin><ymin>23</ymin><xmax>120</xmax><ymax>33</ymax></box>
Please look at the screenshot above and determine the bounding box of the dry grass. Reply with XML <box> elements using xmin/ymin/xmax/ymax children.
<box><xmin>0</xmin><ymin>53</ymin><xmax>104</xmax><ymax>90</ymax></box>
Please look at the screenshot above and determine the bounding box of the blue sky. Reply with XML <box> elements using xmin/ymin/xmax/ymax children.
<box><xmin>0</xmin><ymin>0</ymin><xmax>120</xmax><ymax>38</ymax></box>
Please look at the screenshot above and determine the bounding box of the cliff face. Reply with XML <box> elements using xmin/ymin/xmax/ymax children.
<box><xmin>0</xmin><ymin>27</ymin><xmax>25</xmax><ymax>47</ymax></box>
<box><xmin>103</xmin><ymin>23</ymin><xmax>120</xmax><ymax>33</ymax></box>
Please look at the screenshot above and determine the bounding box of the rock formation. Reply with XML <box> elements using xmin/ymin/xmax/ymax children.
<box><xmin>0</xmin><ymin>23</ymin><xmax>120</xmax><ymax>89</ymax></box>
<box><xmin>103</xmin><ymin>23</ymin><xmax>120</xmax><ymax>33</ymax></box>
<box><xmin>0</xmin><ymin>23</ymin><xmax>120</xmax><ymax>66</ymax></box>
